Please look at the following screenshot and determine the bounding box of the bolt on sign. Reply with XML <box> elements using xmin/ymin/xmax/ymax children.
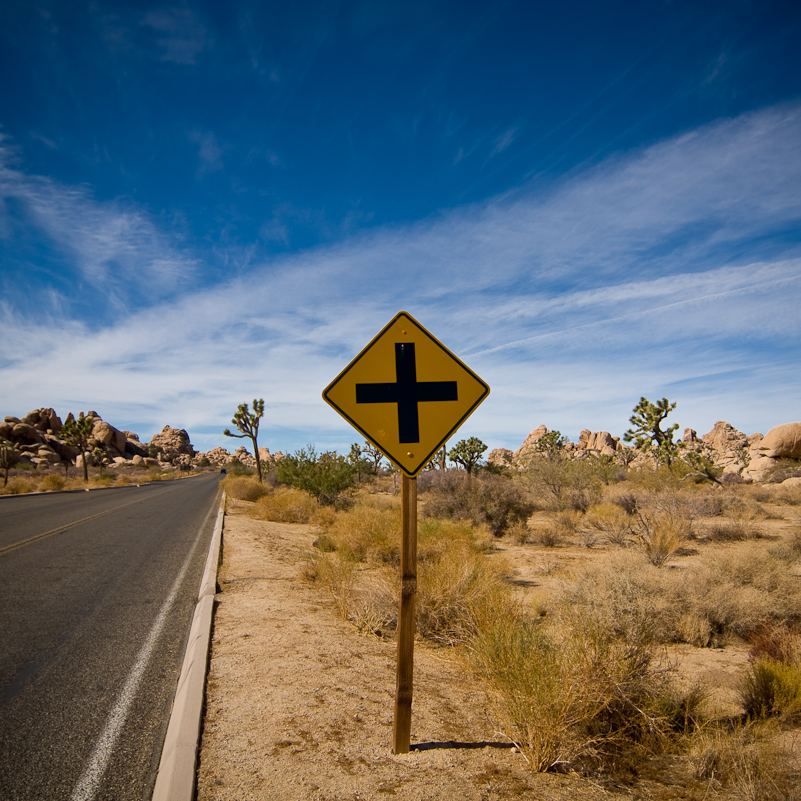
<box><xmin>323</xmin><ymin>311</ymin><xmax>489</xmax><ymax>755</ymax></box>
<box><xmin>322</xmin><ymin>311</ymin><xmax>490</xmax><ymax>477</ymax></box>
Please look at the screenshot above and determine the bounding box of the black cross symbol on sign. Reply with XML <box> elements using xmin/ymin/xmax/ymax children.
<box><xmin>355</xmin><ymin>342</ymin><xmax>458</xmax><ymax>443</ymax></box>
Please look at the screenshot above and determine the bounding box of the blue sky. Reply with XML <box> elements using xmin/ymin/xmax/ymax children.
<box><xmin>1</xmin><ymin>0</ymin><xmax>800</xmax><ymax>456</ymax></box>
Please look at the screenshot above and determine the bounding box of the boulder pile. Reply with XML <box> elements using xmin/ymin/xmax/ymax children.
<box><xmin>489</xmin><ymin>425</ymin><xmax>623</xmax><ymax>467</ymax></box>
<box><xmin>1</xmin><ymin>408</ymin><xmax>205</xmax><ymax>471</ymax></box>
<box><xmin>490</xmin><ymin>420</ymin><xmax>801</xmax><ymax>482</ymax></box>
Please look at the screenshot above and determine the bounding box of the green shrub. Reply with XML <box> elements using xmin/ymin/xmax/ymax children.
<box><xmin>741</xmin><ymin>659</ymin><xmax>801</xmax><ymax>721</ymax></box>
<box><xmin>276</xmin><ymin>446</ymin><xmax>356</xmax><ymax>506</ymax></box>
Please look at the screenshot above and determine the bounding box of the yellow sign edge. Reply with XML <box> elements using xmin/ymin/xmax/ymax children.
<box><xmin>322</xmin><ymin>311</ymin><xmax>490</xmax><ymax>476</ymax></box>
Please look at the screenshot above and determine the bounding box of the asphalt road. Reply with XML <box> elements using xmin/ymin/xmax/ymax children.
<box><xmin>0</xmin><ymin>472</ymin><xmax>222</xmax><ymax>801</ymax></box>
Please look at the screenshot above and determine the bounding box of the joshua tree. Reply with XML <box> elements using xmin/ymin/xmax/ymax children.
<box><xmin>224</xmin><ymin>399</ymin><xmax>265</xmax><ymax>482</ymax></box>
<box><xmin>362</xmin><ymin>441</ymin><xmax>385</xmax><ymax>474</ymax></box>
<box><xmin>61</xmin><ymin>413</ymin><xmax>95</xmax><ymax>482</ymax></box>
<box><xmin>533</xmin><ymin>429</ymin><xmax>566</xmax><ymax>459</ymax></box>
<box><xmin>624</xmin><ymin>396</ymin><xmax>681</xmax><ymax>467</ymax></box>
<box><xmin>448</xmin><ymin>436</ymin><xmax>488</xmax><ymax>476</ymax></box>
<box><xmin>0</xmin><ymin>437</ymin><xmax>19</xmax><ymax>487</ymax></box>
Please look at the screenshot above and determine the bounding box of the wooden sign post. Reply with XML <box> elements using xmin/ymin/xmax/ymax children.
<box><xmin>322</xmin><ymin>311</ymin><xmax>489</xmax><ymax>753</ymax></box>
<box><xmin>393</xmin><ymin>473</ymin><xmax>417</xmax><ymax>753</ymax></box>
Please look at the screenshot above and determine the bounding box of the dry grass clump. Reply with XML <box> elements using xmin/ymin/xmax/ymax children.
<box><xmin>558</xmin><ymin>551</ymin><xmax>682</xmax><ymax>645</ymax></box>
<box><xmin>740</xmin><ymin>625</ymin><xmax>801</xmax><ymax>723</ymax></box>
<box><xmin>1</xmin><ymin>476</ymin><xmax>35</xmax><ymax>494</ymax></box>
<box><xmin>632</xmin><ymin>501</ymin><xmax>693</xmax><ymax>567</ymax></box>
<box><xmin>319</xmin><ymin>500</ymin><xmax>401</xmax><ymax>563</ymax></box>
<box><xmin>221</xmin><ymin>475</ymin><xmax>270</xmax><ymax>502</ymax></box>
<box><xmin>690</xmin><ymin>547</ymin><xmax>801</xmax><ymax>642</ymax></box>
<box><xmin>421</xmin><ymin>471</ymin><xmax>534</xmax><ymax>536</ymax></box>
<box><xmin>701</xmin><ymin>495</ymin><xmax>767</xmax><ymax>542</ymax></box>
<box><xmin>558</xmin><ymin>546</ymin><xmax>801</xmax><ymax>648</ymax></box>
<box><xmin>40</xmin><ymin>473</ymin><xmax>66</xmax><ymax>491</ymax></box>
<box><xmin>688</xmin><ymin>725</ymin><xmax>800</xmax><ymax>800</ymax></box>
<box><xmin>252</xmin><ymin>487</ymin><xmax>318</xmax><ymax>523</ymax></box>
<box><xmin>303</xmin><ymin>502</ymin><xmax>505</xmax><ymax>644</ymax></box>
<box><xmin>468</xmin><ymin>605</ymin><xmax>687</xmax><ymax>772</ymax></box>
<box><xmin>417</xmin><ymin>540</ymin><xmax>509</xmax><ymax>645</ymax></box>
<box><xmin>583</xmin><ymin>501</ymin><xmax>633</xmax><ymax>545</ymax></box>
<box><xmin>774</xmin><ymin>482</ymin><xmax>801</xmax><ymax>506</ymax></box>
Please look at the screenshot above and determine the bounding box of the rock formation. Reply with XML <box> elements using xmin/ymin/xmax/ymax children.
<box><xmin>494</xmin><ymin>420</ymin><xmax>801</xmax><ymax>483</ymax></box>
<box><xmin>1</xmin><ymin>408</ymin><xmax>201</xmax><ymax>472</ymax></box>
<box><xmin>148</xmin><ymin>426</ymin><xmax>195</xmax><ymax>461</ymax></box>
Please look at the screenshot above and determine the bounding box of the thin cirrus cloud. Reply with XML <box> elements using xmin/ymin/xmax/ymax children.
<box><xmin>0</xmin><ymin>136</ymin><xmax>197</xmax><ymax>308</ymax></box>
<box><xmin>1</xmin><ymin>101</ymin><xmax>800</xmax><ymax>451</ymax></box>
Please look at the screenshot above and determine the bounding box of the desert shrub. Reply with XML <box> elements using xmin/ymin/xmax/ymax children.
<box><xmin>741</xmin><ymin>659</ymin><xmax>801</xmax><ymax>721</ymax></box>
<box><xmin>417</xmin><ymin>540</ymin><xmax>511</xmax><ymax>645</ymax></box>
<box><xmin>685</xmin><ymin>490</ymin><xmax>726</xmax><ymax>518</ymax></box>
<box><xmin>683</xmin><ymin>548</ymin><xmax>801</xmax><ymax>645</ymax></box>
<box><xmin>277</xmin><ymin>446</ymin><xmax>356</xmax><ymax>507</ymax></box>
<box><xmin>222</xmin><ymin>475</ymin><xmax>270</xmax><ymax>502</ymax></box>
<box><xmin>305</xmin><ymin>501</ymin><xmax>502</xmax><ymax>644</ymax></box>
<box><xmin>704</xmin><ymin>497</ymin><xmax>766</xmax><ymax>541</ymax></box>
<box><xmin>765</xmin><ymin>459</ymin><xmax>801</xmax><ymax>484</ymax></box>
<box><xmin>523</xmin><ymin>457</ymin><xmax>602</xmax><ymax>512</ymax></box>
<box><xmin>421</xmin><ymin>471</ymin><xmax>533</xmax><ymax>536</ymax></box>
<box><xmin>609</xmin><ymin>490</ymin><xmax>638</xmax><ymax>515</ymax></box>
<box><xmin>630</xmin><ymin>489</ymin><xmax>695</xmax><ymax>566</ymax></box>
<box><xmin>533</xmin><ymin>522</ymin><xmax>564</xmax><ymax>548</ymax></box>
<box><xmin>774</xmin><ymin>483</ymin><xmax>801</xmax><ymax>506</ymax></box>
<box><xmin>558</xmin><ymin>551</ymin><xmax>682</xmax><ymax>645</ymax></box>
<box><xmin>559</xmin><ymin>546</ymin><xmax>801</xmax><ymax>648</ymax></box>
<box><xmin>252</xmin><ymin>487</ymin><xmax>317</xmax><ymax>523</ymax></box>
<box><xmin>526</xmin><ymin>512</ymin><xmax>579</xmax><ymax>547</ymax></box>
<box><xmin>469</xmin><ymin>607</ymin><xmax>678</xmax><ymax>772</ymax></box>
<box><xmin>741</xmin><ymin>624</ymin><xmax>801</xmax><ymax>723</ymax></box>
<box><xmin>688</xmin><ymin>726</ymin><xmax>801</xmax><ymax>799</ymax></box>
<box><xmin>584</xmin><ymin>502</ymin><xmax>632</xmax><ymax>546</ymax></box>
<box><xmin>634</xmin><ymin>509</ymin><xmax>690</xmax><ymax>567</ymax></box>
<box><xmin>321</xmin><ymin>501</ymin><xmax>401</xmax><ymax>564</ymax></box>
<box><xmin>747</xmin><ymin>623</ymin><xmax>801</xmax><ymax>664</ymax></box>
<box><xmin>224</xmin><ymin>457</ymin><xmax>253</xmax><ymax>476</ymax></box>
<box><xmin>41</xmin><ymin>473</ymin><xmax>65</xmax><ymax>492</ymax></box>
<box><xmin>507</xmin><ymin>519</ymin><xmax>532</xmax><ymax>544</ymax></box>
<box><xmin>0</xmin><ymin>476</ymin><xmax>34</xmax><ymax>495</ymax></box>
<box><xmin>626</xmin><ymin>465</ymin><xmax>683</xmax><ymax>491</ymax></box>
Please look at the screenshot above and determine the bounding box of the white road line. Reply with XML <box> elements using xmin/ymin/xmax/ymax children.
<box><xmin>69</xmin><ymin>530</ymin><xmax>204</xmax><ymax>801</ymax></box>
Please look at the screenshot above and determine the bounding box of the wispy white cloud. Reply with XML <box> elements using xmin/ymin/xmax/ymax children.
<box><xmin>490</xmin><ymin>125</ymin><xmax>521</xmax><ymax>157</ymax></box>
<box><xmin>140</xmin><ymin>7</ymin><xmax>210</xmax><ymax>65</ymax></box>
<box><xmin>1</xmin><ymin>102</ymin><xmax>800</xmax><ymax>452</ymax></box>
<box><xmin>190</xmin><ymin>131</ymin><xmax>225</xmax><ymax>175</ymax></box>
<box><xmin>0</xmin><ymin>138</ymin><xmax>197</xmax><ymax>304</ymax></box>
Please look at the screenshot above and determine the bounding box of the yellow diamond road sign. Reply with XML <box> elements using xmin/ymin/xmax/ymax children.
<box><xmin>323</xmin><ymin>311</ymin><xmax>490</xmax><ymax>477</ymax></box>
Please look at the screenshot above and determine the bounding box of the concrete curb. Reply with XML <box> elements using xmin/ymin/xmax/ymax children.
<box><xmin>151</xmin><ymin>494</ymin><xmax>225</xmax><ymax>801</ymax></box>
